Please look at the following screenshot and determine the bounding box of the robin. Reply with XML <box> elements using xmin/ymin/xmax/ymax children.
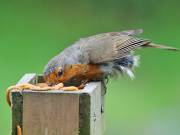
<box><xmin>43</xmin><ymin>29</ymin><xmax>178</xmax><ymax>85</ymax></box>
<box><xmin>6</xmin><ymin>29</ymin><xmax>178</xmax><ymax>135</ymax></box>
<box><xmin>7</xmin><ymin>29</ymin><xmax>179</xmax><ymax>106</ymax></box>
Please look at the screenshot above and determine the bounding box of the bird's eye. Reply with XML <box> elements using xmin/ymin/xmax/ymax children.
<box><xmin>57</xmin><ymin>69</ymin><xmax>63</xmax><ymax>76</ymax></box>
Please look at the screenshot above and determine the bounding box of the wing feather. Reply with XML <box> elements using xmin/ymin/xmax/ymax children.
<box><xmin>78</xmin><ymin>29</ymin><xmax>150</xmax><ymax>63</ymax></box>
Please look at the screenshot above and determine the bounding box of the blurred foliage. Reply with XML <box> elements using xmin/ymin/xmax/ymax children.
<box><xmin>0</xmin><ymin>0</ymin><xmax>179</xmax><ymax>135</ymax></box>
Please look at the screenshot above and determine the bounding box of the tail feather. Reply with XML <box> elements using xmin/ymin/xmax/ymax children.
<box><xmin>146</xmin><ymin>43</ymin><xmax>179</xmax><ymax>51</ymax></box>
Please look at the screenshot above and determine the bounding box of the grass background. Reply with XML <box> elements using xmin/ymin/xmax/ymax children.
<box><xmin>0</xmin><ymin>0</ymin><xmax>180</xmax><ymax>134</ymax></box>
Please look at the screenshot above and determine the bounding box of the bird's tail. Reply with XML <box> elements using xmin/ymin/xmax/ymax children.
<box><xmin>102</xmin><ymin>43</ymin><xmax>178</xmax><ymax>79</ymax></box>
<box><xmin>146</xmin><ymin>43</ymin><xmax>179</xmax><ymax>51</ymax></box>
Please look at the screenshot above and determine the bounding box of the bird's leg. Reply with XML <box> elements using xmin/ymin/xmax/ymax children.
<box><xmin>78</xmin><ymin>80</ymin><xmax>88</xmax><ymax>89</ymax></box>
<box><xmin>101</xmin><ymin>78</ymin><xmax>108</xmax><ymax>95</ymax></box>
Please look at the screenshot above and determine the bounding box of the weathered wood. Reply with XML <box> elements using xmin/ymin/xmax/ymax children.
<box><xmin>12</xmin><ymin>74</ymin><xmax>37</xmax><ymax>135</ymax></box>
<box><xmin>12</xmin><ymin>91</ymin><xmax>23</xmax><ymax>135</ymax></box>
<box><xmin>82</xmin><ymin>82</ymin><xmax>105</xmax><ymax>135</ymax></box>
<box><xmin>17</xmin><ymin>73</ymin><xmax>37</xmax><ymax>85</ymax></box>
<box><xmin>12</xmin><ymin>74</ymin><xmax>105</xmax><ymax>135</ymax></box>
<box><xmin>23</xmin><ymin>92</ymin><xmax>80</xmax><ymax>135</ymax></box>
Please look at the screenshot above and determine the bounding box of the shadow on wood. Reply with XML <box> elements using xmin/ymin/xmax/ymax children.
<box><xmin>11</xmin><ymin>74</ymin><xmax>105</xmax><ymax>135</ymax></box>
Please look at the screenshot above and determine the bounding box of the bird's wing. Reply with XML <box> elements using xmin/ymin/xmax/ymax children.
<box><xmin>79</xmin><ymin>29</ymin><xmax>150</xmax><ymax>63</ymax></box>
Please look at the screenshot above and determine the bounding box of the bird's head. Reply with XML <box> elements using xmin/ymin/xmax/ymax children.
<box><xmin>43</xmin><ymin>58</ymin><xmax>64</xmax><ymax>85</ymax></box>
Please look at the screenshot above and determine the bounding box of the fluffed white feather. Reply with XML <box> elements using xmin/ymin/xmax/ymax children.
<box><xmin>120</xmin><ymin>66</ymin><xmax>135</xmax><ymax>80</ymax></box>
<box><xmin>133</xmin><ymin>55</ymin><xmax>140</xmax><ymax>67</ymax></box>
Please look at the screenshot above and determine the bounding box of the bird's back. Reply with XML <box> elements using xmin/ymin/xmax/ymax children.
<box><xmin>73</xmin><ymin>30</ymin><xmax>148</xmax><ymax>64</ymax></box>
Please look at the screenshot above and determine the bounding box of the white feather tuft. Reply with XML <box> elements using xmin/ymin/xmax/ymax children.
<box><xmin>120</xmin><ymin>66</ymin><xmax>135</xmax><ymax>80</ymax></box>
<box><xmin>133</xmin><ymin>55</ymin><xmax>140</xmax><ymax>67</ymax></box>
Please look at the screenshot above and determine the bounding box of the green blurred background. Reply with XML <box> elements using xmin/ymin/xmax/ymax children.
<box><xmin>0</xmin><ymin>0</ymin><xmax>180</xmax><ymax>134</ymax></box>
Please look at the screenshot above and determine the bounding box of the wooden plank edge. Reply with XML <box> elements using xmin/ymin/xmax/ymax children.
<box><xmin>11</xmin><ymin>92</ymin><xmax>23</xmax><ymax>135</ymax></box>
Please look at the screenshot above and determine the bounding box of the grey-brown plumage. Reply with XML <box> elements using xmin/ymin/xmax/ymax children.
<box><xmin>44</xmin><ymin>29</ymin><xmax>178</xmax><ymax>82</ymax></box>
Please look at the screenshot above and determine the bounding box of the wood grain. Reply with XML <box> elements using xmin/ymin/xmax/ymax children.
<box><xmin>23</xmin><ymin>92</ymin><xmax>79</xmax><ymax>135</ymax></box>
<box><xmin>12</xmin><ymin>74</ymin><xmax>37</xmax><ymax>135</ymax></box>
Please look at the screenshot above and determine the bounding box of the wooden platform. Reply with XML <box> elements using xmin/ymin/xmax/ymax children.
<box><xmin>11</xmin><ymin>74</ymin><xmax>105</xmax><ymax>135</ymax></box>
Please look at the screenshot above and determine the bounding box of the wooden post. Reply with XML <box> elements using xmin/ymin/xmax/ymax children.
<box><xmin>11</xmin><ymin>74</ymin><xmax>105</xmax><ymax>135</ymax></box>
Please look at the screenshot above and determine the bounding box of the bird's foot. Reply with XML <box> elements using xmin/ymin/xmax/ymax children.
<box><xmin>78</xmin><ymin>80</ymin><xmax>88</xmax><ymax>89</ymax></box>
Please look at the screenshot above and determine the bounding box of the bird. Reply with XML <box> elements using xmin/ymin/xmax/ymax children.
<box><xmin>43</xmin><ymin>29</ymin><xmax>178</xmax><ymax>86</ymax></box>
<box><xmin>6</xmin><ymin>29</ymin><xmax>178</xmax><ymax>135</ymax></box>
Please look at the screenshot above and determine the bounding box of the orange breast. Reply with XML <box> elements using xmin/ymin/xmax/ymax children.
<box><xmin>58</xmin><ymin>64</ymin><xmax>103</xmax><ymax>83</ymax></box>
